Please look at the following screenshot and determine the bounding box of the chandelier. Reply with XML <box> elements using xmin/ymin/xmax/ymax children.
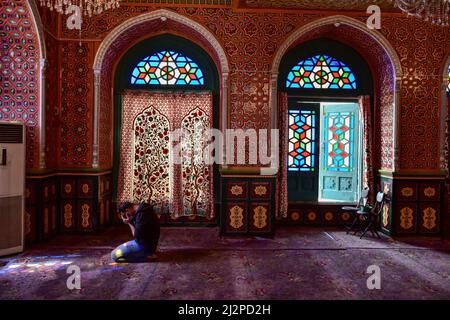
<box><xmin>392</xmin><ymin>0</ymin><xmax>449</xmax><ymax>26</ymax></box>
<box><xmin>39</xmin><ymin>0</ymin><xmax>121</xmax><ymax>17</ymax></box>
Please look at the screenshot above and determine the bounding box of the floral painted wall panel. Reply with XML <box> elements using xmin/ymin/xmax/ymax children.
<box><xmin>44</xmin><ymin>32</ymin><xmax>59</xmax><ymax>169</ymax></box>
<box><xmin>59</xmin><ymin>42</ymin><xmax>94</xmax><ymax>167</ymax></box>
<box><xmin>380</xmin><ymin>18</ymin><xmax>448</xmax><ymax>170</ymax></box>
<box><xmin>118</xmin><ymin>91</ymin><xmax>214</xmax><ymax>217</ymax></box>
<box><xmin>0</xmin><ymin>0</ymin><xmax>41</xmax><ymax>169</ymax></box>
<box><xmin>181</xmin><ymin>107</ymin><xmax>214</xmax><ymax>217</ymax></box>
<box><xmin>132</xmin><ymin>106</ymin><xmax>171</xmax><ymax>213</ymax></box>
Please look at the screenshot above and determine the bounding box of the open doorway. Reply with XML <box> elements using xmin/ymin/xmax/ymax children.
<box><xmin>288</xmin><ymin>99</ymin><xmax>362</xmax><ymax>203</ymax></box>
<box><xmin>278</xmin><ymin>38</ymin><xmax>374</xmax><ymax>205</ymax></box>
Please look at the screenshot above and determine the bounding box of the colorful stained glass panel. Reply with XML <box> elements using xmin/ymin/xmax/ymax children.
<box><xmin>324</xmin><ymin>111</ymin><xmax>355</xmax><ymax>172</ymax></box>
<box><xmin>447</xmin><ymin>65</ymin><xmax>450</xmax><ymax>93</ymax></box>
<box><xmin>131</xmin><ymin>50</ymin><xmax>204</xmax><ymax>86</ymax></box>
<box><xmin>286</xmin><ymin>55</ymin><xmax>356</xmax><ymax>90</ymax></box>
<box><xmin>288</xmin><ymin>109</ymin><xmax>316</xmax><ymax>171</ymax></box>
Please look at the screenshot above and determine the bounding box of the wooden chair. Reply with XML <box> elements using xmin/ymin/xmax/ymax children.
<box><xmin>356</xmin><ymin>192</ymin><xmax>385</xmax><ymax>239</ymax></box>
<box><xmin>343</xmin><ymin>187</ymin><xmax>369</xmax><ymax>234</ymax></box>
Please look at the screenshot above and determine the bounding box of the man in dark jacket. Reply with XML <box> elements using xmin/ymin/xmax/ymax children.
<box><xmin>111</xmin><ymin>202</ymin><xmax>160</xmax><ymax>263</ymax></box>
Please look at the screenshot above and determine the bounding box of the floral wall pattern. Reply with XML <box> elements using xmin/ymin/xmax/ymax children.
<box><xmin>132</xmin><ymin>105</ymin><xmax>171</xmax><ymax>212</ymax></box>
<box><xmin>27</xmin><ymin>4</ymin><xmax>450</xmax><ymax>174</ymax></box>
<box><xmin>0</xmin><ymin>0</ymin><xmax>41</xmax><ymax>169</ymax></box>
<box><xmin>59</xmin><ymin>42</ymin><xmax>93</xmax><ymax>167</ymax></box>
<box><xmin>380</xmin><ymin>17</ymin><xmax>448</xmax><ymax>170</ymax></box>
<box><xmin>43</xmin><ymin>32</ymin><xmax>59</xmax><ymax>169</ymax></box>
<box><xmin>118</xmin><ymin>91</ymin><xmax>214</xmax><ymax>217</ymax></box>
<box><xmin>181</xmin><ymin>107</ymin><xmax>214</xmax><ymax>217</ymax></box>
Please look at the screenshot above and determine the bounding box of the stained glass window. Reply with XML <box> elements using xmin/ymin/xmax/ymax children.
<box><xmin>447</xmin><ymin>65</ymin><xmax>450</xmax><ymax>93</ymax></box>
<box><xmin>288</xmin><ymin>109</ymin><xmax>316</xmax><ymax>171</ymax></box>
<box><xmin>131</xmin><ymin>50</ymin><xmax>204</xmax><ymax>85</ymax></box>
<box><xmin>324</xmin><ymin>111</ymin><xmax>355</xmax><ymax>172</ymax></box>
<box><xmin>286</xmin><ymin>55</ymin><xmax>356</xmax><ymax>89</ymax></box>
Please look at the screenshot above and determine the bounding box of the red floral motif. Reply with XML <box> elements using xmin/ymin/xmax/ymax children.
<box><xmin>0</xmin><ymin>1</ymin><xmax>41</xmax><ymax>169</ymax></box>
<box><xmin>118</xmin><ymin>91</ymin><xmax>214</xmax><ymax>217</ymax></box>
<box><xmin>132</xmin><ymin>106</ymin><xmax>171</xmax><ymax>212</ymax></box>
<box><xmin>30</xmin><ymin>5</ymin><xmax>448</xmax><ymax>174</ymax></box>
<box><xmin>60</xmin><ymin>42</ymin><xmax>93</xmax><ymax>167</ymax></box>
<box><xmin>181</xmin><ymin>107</ymin><xmax>214</xmax><ymax>217</ymax></box>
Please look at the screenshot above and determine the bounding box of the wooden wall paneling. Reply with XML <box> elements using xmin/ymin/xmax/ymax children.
<box><xmin>383</xmin><ymin>176</ymin><xmax>444</xmax><ymax>236</ymax></box>
<box><xmin>60</xmin><ymin>199</ymin><xmax>77</xmax><ymax>232</ymax></box>
<box><xmin>24</xmin><ymin>206</ymin><xmax>37</xmax><ymax>243</ymax></box>
<box><xmin>380</xmin><ymin>177</ymin><xmax>393</xmax><ymax>234</ymax></box>
<box><xmin>418</xmin><ymin>202</ymin><xmax>440</xmax><ymax>234</ymax></box>
<box><xmin>78</xmin><ymin>199</ymin><xmax>95</xmax><ymax>232</ymax></box>
<box><xmin>225</xmin><ymin>202</ymin><xmax>248</xmax><ymax>234</ymax></box>
<box><xmin>248</xmin><ymin>202</ymin><xmax>271</xmax><ymax>233</ymax></box>
<box><xmin>25</xmin><ymin>180</ymin><xmax>39</xmax><ymax>243</ymax></box>
<box><xmin>321</xmin><ymin>206</ymin><xmax>338</xmax><ymax>225</ymax></box>
<box><xmin>221</xmin><ymin>176</ymin><xmax>275</xmax><ymax>236</ymax></box>
<box><xmin>395</xmin><ymin>202</ymin><xmax>418</xmax><ymax>234</ymax></box>
<box><xmin>287</xmin><ymin>208</ymin><xmax>304</xmax><ymax>225</ymax></box>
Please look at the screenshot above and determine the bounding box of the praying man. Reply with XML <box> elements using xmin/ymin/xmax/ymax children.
<box><xmin>111</xmin><ymin>202</ymin><xmax>160</xmax><ymax>262</ymax></box>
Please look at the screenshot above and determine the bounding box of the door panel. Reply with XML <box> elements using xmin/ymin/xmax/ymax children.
<box><xmin>319</xmin><ymin>103</ymin><xmax>359</xmax><ymax>202</ymax></box>
<box><xmin>287</xmin><ymin>101</ymin><xmax>320</xmax><ymax>201</ymax></box>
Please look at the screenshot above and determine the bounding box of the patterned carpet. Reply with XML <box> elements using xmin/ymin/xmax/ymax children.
<box><xmin>0</xmin><ymin>227</ymin><xmax>449</xmax><ymax>300</ymax></box>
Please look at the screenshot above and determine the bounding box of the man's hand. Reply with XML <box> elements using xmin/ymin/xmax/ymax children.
<box><xmin>121</xmin><ymin>213</ymin><xmax>130</xmax><ymax>224</ymax></box>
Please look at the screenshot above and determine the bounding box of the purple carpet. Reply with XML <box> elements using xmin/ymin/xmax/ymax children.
<box><xmin>0</xmin><ymin>227</ymin><xmax>449</xmax><ymax>299</ymax></box>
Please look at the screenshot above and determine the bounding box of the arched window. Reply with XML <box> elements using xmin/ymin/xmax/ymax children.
<box><xmin>131</xmin><ymin>50</ymin><xmax>204</xmax><ymax>86</ymax></box>
<box><xmin>286</xmin><ymin>54</ymin><xmax>357</xmax><ymax>90</ymax></box>
<box><xmin>280</xmin><ymin>39</ymin><xmax>373</xmax><ymax>203</ymax></box>
<box><xmin>114</xmin><ymin>34</ymin><xmax>220</xmax><ymax>217</ymax></box>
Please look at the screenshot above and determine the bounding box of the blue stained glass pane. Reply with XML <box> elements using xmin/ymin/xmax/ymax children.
<box><xmin>286</xmin><ymin>54</ymin><xmax>357</xmax><ymax>90</ymax></box>
<box><xmin>324</xmin><ymin>111</ymin><xmax>355</xmax><ymax>172</ymax></box>
<box><xmin>130</xmin><ymin>50</ymin><xmax>205</xmax><ymax>86</ymax></box>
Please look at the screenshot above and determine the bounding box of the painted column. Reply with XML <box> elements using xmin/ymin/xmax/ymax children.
<box><xmin>393</xmin><ymin>77</ymin><xmax>402</xmax><ymax>172</ymax></box>
<box><xmin>93</xmin><ymin>69</ymin><xmax>101</xmax><ymax>168</ymax></box>
<box><xmin>39</xmin><ymin>58</ymin><xmax>47</xmax><ymax>169</ymax></box>
<box><xmin>260</xmin><ymin>72</ymin><xmax>279</xmax><ymax>176</ymax></box>
<box><xmin>221</xmin><ymin>72</ymin><xmax>229</xmax><ymax>167</ymax></box>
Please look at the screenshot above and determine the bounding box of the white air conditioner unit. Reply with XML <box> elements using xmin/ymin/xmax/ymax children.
<box><xmin>0</xmin><ymin>122</ymin><xmax>25</xmax><ymax>257</ymax></box>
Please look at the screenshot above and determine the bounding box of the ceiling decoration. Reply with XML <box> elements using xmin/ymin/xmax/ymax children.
<box><xmin>121</xmin><ymin>0</ymin><xmax>231</xmax><ymax>5</ymax></box>
<box><xmin>244</xmin><ymin>0</ymin><xmax>449</xmax><ymax>26</ymax></box>
<box><xmin>38</xmin><ymin>0</ymin><xmax>120</xmax><ymax>16</ymax></box>
<box><xmin>243</xmin><ymin>0</ymin><xmax>397</xmax><ymax>11</ymax></box>
<box><xmin>392</xmin><ymin>0</ymin><xmax>449</xmax><ymax>26</ymax></box>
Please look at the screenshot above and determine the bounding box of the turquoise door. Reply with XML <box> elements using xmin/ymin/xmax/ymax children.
<box><xmin>319</xmin><ymin>103</ymin><xmax>360</xmax><ymax>202</ymax></box>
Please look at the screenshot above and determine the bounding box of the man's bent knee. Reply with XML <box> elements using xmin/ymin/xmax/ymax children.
<box><xmin>111</xmin><ymin>247</ymin><xmax>125</xmax><ymax>262</ymax></box>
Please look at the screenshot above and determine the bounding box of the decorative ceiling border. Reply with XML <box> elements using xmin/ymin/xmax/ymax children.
<box><xmin>120</xmin><ymin>0</ymin><xmax>232</xmax><ymax>6</ymax></box>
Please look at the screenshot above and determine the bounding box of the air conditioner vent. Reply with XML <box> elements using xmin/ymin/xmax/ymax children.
<box><xmin>0</xmin><ymin>123</ymin><xmax>23</xmax><ymax>143</ymax></box>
